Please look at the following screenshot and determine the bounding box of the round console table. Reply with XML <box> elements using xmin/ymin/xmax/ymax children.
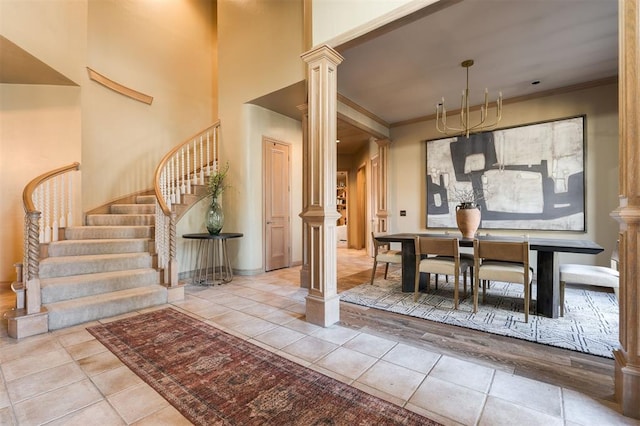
<box><xmin>182</xmin><ymin>233</ymin><xmax>243</xmax><ymax>285</ymax></box>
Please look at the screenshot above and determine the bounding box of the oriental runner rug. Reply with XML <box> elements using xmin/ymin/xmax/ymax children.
<box><xmin>87</xmin><ymin>308</ymin><xmax>440</xmax><ymax>426</ymax></box>
<box><xmin>341</xmin><ymin>271</ymin><xmax>619</xmax><ymax>358</ymax></box>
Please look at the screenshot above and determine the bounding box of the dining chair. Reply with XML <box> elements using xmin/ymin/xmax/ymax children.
<box><xmin>559</xmin><ymin>241</ymin><xmax>619</xmax><ymax>316</ymax></box>
<box><xmin>414</xmin><ymin>236</ymin><xmax>474</xmax><ymax>308</ymax></box>
<box><xmin>473</xmin><ymin>239</ymin><xmax>532</xmax><ymax>322</ymax></box>
<box><xmin>370</xmin><ymin>232</ymin><xmax>402</xmax><ymax>285</ymax></box>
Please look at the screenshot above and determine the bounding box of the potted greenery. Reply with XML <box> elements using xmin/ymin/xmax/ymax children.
<box><xmin>206</xmin><ymin>163</ymin><xmax>229</xmax><ymax>235</ymax></box>
<box><xmin>449</xmin><ymin>186</ymin><xmax>483</xmax><ymax>238</ymax></box>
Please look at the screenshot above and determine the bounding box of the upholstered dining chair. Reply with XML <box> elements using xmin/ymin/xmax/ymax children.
<box><xmin>559</xmin><ymin>241</ymin><xmax>619</xmax><ymax>316</ymax></box>
<box><xmin>370</xmin><ymin>232</ymin><xmax>403</xmax><ymax>285</ymax></box>
<box><xmin>473</xmin><ymin>239</ymin><xmax>533</xmax><ymax>323</ymax></box>
<box><xmin>414</xmin><ymin>236</ymin><xmax>474</xmax><ymax>308</ymax></box>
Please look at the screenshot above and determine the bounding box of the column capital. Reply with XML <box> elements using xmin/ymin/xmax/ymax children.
<box><xmin>301</xmin><ymin>44</ymin><xmax>344</xmax><ymax>66</ymax></box>
<box><xmin>375</xmin><ymin>138</ymin><xmax>392</xmax><ymax>147</ymax></box>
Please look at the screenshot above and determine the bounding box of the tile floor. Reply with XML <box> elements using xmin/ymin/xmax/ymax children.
<box><xmin>0</xmin><ymin>248</ymin><xmax>637</xmax><ymax>425</ymax></box>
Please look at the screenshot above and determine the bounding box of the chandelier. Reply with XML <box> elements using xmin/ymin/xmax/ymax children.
<box><xmin>435</xmin><ymin>59</ymin><xmax>503</xmax><ymax>138</ymax></box>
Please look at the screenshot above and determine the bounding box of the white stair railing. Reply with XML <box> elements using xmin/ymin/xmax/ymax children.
<box><xmin>154</xmin><ymin>122</ymin><xmax>220</xmax><ymax>286</ymax></box>
<box><xmin>19</xmin><ymin>162</ymin><xmax>80</xmax><ymax>313</ymax></box>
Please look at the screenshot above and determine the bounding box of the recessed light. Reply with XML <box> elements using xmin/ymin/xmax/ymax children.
<box><xmin>531</xmin><ymin>80</ymin><xmax>541</xmax><ymax>85</ymax></box>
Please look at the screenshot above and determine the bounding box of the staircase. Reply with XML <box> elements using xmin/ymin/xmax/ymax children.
<box><xmin>39</xmin><ymin>194</ymin><xmax>168</xmax><ymax>330</ymax></box>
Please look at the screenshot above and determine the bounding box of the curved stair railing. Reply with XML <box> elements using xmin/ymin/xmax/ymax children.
<box><xmin>17</xmin><ymin>162</ymin><xmax>80</xmax><ymax>317</ymax></box>
<box><xmin>154</xmin><ymin>122</ymin><xmax>220</xmax><ymax>286</ymax></box>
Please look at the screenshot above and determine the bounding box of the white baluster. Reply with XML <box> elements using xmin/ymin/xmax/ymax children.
<box><xmin>174</xmin><ymin>156</ymin><xmax>179</xmax><ymax>204</ymax></box>
<box><xmin>206</xmin><ymin>132</ymin><xmax>210</xmax><ymax>176</ymax></box>
<box><xmin>52</xmin><ymin>176</ymin><xmax>59</xmax><ymax>241</ymax></box>
<box><xmin>186</xmin><ymin>145</ymin><xmax>192</xmax><ymax>194</ymax></box>
<box><xmin>37</xmin><ymin>185</ymin><xmax>44</xmax><ymax>243</ymax></box>
<box><xmin>67</xmin><ymin>173</ymin><xmax>73</xmax><ymax>226</ymax></box>
<box><xmin>181</xmin><ymin>148</ymin><xmax>186</xmax><ymax>195</ymax></box>
<box><xmin>44</xmin><ymin>180</ymin><xmax>51</xmax><ymax>243</ymax></box>
<box><xmin>199</xmin><ymin>136</ymin><xmax>204</xmax><ymax>185</ymax></box>
<box><xmin>59</xmin><ymin>174</ymin><xmax>66</xmax><ymax>228</ymax></box>
<box><xmin>192</xmin><ymin>140</ymin><xmax>198</xmax><ymax>185</ymax></box>
<box><xmin>213</xmin><ymin>128</ymin><xmax>218</xmax><ymax>172</ymax></box>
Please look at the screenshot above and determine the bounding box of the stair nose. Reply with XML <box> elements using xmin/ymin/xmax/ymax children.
<box><xmin>86</xmin><ymin>214</ymin><xmax>155</xmax><ymax>226</ymax></box>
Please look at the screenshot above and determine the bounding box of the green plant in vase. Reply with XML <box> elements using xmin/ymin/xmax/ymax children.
<box><xmin>206</xmin><ymin>163</ymin><xmax>229</xmax><ymax>235</ymax></box>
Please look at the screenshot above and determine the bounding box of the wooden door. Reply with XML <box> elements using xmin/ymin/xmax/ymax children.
<box><xmin>264</xmin><ymin>138</ymin><xmax>291</xmax><ymax>271</ymax></box>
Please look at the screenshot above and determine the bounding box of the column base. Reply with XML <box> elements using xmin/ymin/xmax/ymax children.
<box><xmin>6</xmin><ymin>308</ymin><xmax>49</xmax><ymax>339</ymax></box>
<box><xmin>614</xmin><ymin>349</ymin><xmax>640</xmax><ymax>419</ymax></box>
<box><xmin>305</xmin><ymin>293</ymin><xmax>340</xmax><ymax>327</ymax></box>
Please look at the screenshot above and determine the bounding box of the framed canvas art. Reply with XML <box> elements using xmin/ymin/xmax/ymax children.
<box><xmin>426</xmin><ymin>115</ymin><xmax>585</xmax><ymax>231</ymax></box>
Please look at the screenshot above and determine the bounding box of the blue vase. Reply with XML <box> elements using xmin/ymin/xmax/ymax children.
<box><xmin>206</xmin><ymin>199</ymin><xmax>224</xmax><ymax>235</ymax></box>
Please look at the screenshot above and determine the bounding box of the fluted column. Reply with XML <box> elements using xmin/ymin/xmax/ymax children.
<box><xmin>300</xmin><ymin>45</ymin><xmax>344</xmax><ymax>326</ymax></box>
<box><xmin>611</xmin><ymin>0</ymin><xmax>640</xmax><ymax>418</ymax></box>
<box><xmin>375</xmin><ymin>138</ymin><xmax>391</xmax><ymax>233</ymax></box>
<box><xmin>298</xmin><ymin>104</ymin><xmax>310</xmax><ymax>289</ymax></box>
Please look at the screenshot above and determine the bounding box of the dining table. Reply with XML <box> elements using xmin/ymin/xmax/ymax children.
<box><xmin>375</xmin><ymin>233</ymin><xmax>604</xmax><ymax>318</ymax></box>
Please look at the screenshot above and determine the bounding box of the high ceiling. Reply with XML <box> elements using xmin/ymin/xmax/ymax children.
<box><xmin>252</xmin><ymin>0</ymin><xmax>618</xmax><ymax>155</ymax></box>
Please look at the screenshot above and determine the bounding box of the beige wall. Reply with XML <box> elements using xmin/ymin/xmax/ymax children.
<box><xmin>388</xmin><ymin>83</ymin><xmax>619</xmax><ymax>266</ymax></box>
<box><xmin>311</xmin><ymin>0</ymin><xmax>425</xmax><ymax>46</ymax></box>
<box><xmin>0</xmin><ymin>0</ymin><xmax>87</xmax><ymax>283</ymax></box>
<box><xmin>217</xmin><ymin>0</ymin><xmax>305</xmax><ymax>273</ymax></box>
<box><xmin>83</xmin><ymin>0</ymin><xmax>216</xmax><ymax>211</ymax></box>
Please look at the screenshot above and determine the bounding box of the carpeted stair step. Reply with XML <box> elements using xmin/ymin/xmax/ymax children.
<box><xmin>136</xmin><ymin>195</ymin><xmax>156</xmax><ymax>204</ymax></box>
<box><xmin>47</xmin><ymin>238</ymin><xmax>151</xmax><ymax>257</ymax></box>
<box><xmin>65</xmin><ymin>226</ymin><xmax>153</xmax><ymax>240</ymax></box>
<box><xmin>46</xmin><ymin>285</ymin><xmax>168</xmax><ymax>330</ymax></box>
<box><xmin>110</xmin><ymin>204</ymin><xmax>155</xmax><ymax>214</ymax></box>
<box><xmin>40</xmin><ymin>253</ymin><xmax>153</xmax><ymax>279</ymax></box>
<box><xmin>41</xmin><ymin>268</ymin><xmax>160</xmax><ymax>304</ymax></box>
<box><xmin>86</xmin><ymin>214</ymin><xmax>155</xmax><ymax>226</ymax></box>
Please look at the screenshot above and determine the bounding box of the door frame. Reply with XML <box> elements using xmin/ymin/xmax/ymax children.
<box><xmin>262</xmin><ymin>137</ymin><xmax>292</xmax><ymax>271</ymax></box>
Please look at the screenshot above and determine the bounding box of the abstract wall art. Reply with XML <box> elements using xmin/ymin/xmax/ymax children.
<box><xmin>426</xmin><ymin>115</ymin><xmax>585</xmax><ymax>231</ymax></box>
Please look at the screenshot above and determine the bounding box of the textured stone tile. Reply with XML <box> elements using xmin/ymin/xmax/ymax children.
<box><xmin>56</xmin><ymin>329</ymin><xmax>95</xmax><ymax>348</ymax></box>
<box><xmin>410</xmin><ymin>376</ymin><xmax>485</xmax><ymax>426</ymax></box>
<box><xmin>563</xmin><ymin>388</ymin><xmax>640</xmax><ymax>426</ymax></box>
<box><xmin>46</xmin><ymin>400</ymin><xmax>125</xmax><ymax>426</ymax></box>
<box><xmin>252</xmin><ymin>326</ymin><xmax>305</xmax><ymax>349</ymax></box>
<box><xmin>13</xmin><ymin>379</ymin><xmax>102</xmax><ymax>425</ymax></box>
<box><xmin>6</xmin><ymin>362</ymin><xmax>85</xmax><ymax>403</ymax></box>
<box><xmin>132</xmin><ymin>405</ymin><xmax>192</xmax><ymax>425</ymax></box>
<box><xmin>357</xmin><ymin>359</ymin><xmax>426</xmax><ymax>401</ymax></box>
<box><xmin>429</xmin><ymin>355</ymin><xmax>495</xmax><ymax>393</ymax></box>
<box><xmin>108</xmin><ymin>382</ymin><xmax>169</xmax><ymax>424</ymax></box>
<box><xmin>66</xmin><ymin>339</ymin><xmax>108</xmax><ymax>360</ymax></box>
<box><xmin>489</xmin><ymin>370</ymin><xmax>562</xmax><ymax>417</ymax></box>
<box><xmin>0</xmin><ymin>407</ymin><xmax>15</xmax><ymax>425</ymax></box>
<box><xmin>2</xmin><ymin>348</ymin><xmax>72</xmax><ymax>381</ymax></box>
<box><xmin>382</xmin><ymin>342</ymin><xmax>441</xmax><ymax>374</ymax></box>
<box><xmin>280</xmin><ymin>335</ymin><xmax>338</xmax><ymax>363</ymax></box>
<box><xmin>0</xmin><ymin>334</ymin><xmax>61</xmax><ymax>363</ymax></box>
<box><xmin>315</xmin><ymin>346</ymin><xmax>377</xmax><ymax>380</ymax></box>
<box><xmin>311</xmin><ymin>324</ymin><xmax>359</xmax><ymax>345</ymax></box>
<box><xmin>343</xmin><ymin>332</ymin><xmax>397</xmax><ymax>358</ymax></box>
<box><xmin>77</xmin><ymin>350</ymin><xmax>123</xmax><ymax>376</ymax></box>
<box><xmin>479</xmin><ymin>396</ymin><xmax>563</xmax><ymax>426</ymax></box>
<box><xmin>91</xmin><ymin>365</ymin><xmax>143</xmax><ymax>396</ymax></box>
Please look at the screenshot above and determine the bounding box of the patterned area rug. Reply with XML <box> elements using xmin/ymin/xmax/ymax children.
<box><xmin>87</xmin><ymin>308</ymin><xmax>441</xmax><ymax>426</ymax></box>
<box><xmin>340</xmin><ymin>271</ymin><xmax>619</xmax><ymax>359</ymax></box>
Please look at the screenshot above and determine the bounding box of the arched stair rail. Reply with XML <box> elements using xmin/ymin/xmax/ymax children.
<box><xmin>16</xmin><ymin>161</ymin><xmax>80</xmax><ymax>323</ymax></box>
<box><xmin>153</xmin><ymin>122</ymin><xmax>220</xmax><ymax>286</ymax></box>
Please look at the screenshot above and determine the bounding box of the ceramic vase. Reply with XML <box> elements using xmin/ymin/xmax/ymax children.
<box><xmin>456</xmin><ymin>204</ymin><xmax>481</xmax><ymax>238</ymax></box>
<box><xmin>206</xmin><ymin>198</ymin><xmax>224</xmax><ymax>235</ymax></box>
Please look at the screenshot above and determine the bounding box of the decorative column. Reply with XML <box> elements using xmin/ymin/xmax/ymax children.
<box><xmin>610</xmin><ymin>0</ymin><xmax>640</xmax><ymax>418</ymax></box>
<box><xmin>300</xmin><ymin>45</ymin><xmax>344</xmax><ymax>327</ymax></box>
<box><xmin>375</xmin><ymin>138</ymin><xmax>391</xmax><ymax>233</ymax></box>
<box><xmin>298</xmin><ymin>104</ymin><xmax>310</xmax><ymax>289</ymax></box>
